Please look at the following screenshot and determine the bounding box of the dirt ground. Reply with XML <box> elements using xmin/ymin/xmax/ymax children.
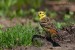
<box><xmin>0</xmin><ymin>17</ymin><xmax>29</xmax><ymax>28</ymax></box>
<box><xmin>4</xmin><ymin>43</ymin><xmax>75</xmax><ymax>50</ymax></box>
<box><xmin>1</xmin><ymin>18</ymin><xmax>75</xmax><ymax>50</ymax></box>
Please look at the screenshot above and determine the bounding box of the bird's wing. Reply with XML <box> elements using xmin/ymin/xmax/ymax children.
<box><xmin>40</xmin><ymin>17</ymin><xmax>58</xmax><ymax>34</ymax></box>
<box><xmin>40</xmin><ymin>17</ymin><xmax>55</xmax><ymax>28</ymax></box>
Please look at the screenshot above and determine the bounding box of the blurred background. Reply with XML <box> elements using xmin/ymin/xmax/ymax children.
<box><xmin>0</xmin><ymin>0</ymin><xmax>75</xmax><ymax>28</ymax></box>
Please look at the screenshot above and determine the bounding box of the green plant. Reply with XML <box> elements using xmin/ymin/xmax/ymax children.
<box><xmin>64</xmin><ymin>14</ymin><xmax>71</xmax><ymax>21</ymax></box>
<box><xmin>0</xmin><ymin>23</ymin><xmax>38</xmax><ymax>48</ymax></box>
<box><xmin>0</xmin><ymin>0</ymin><xmax>17</xmax><ymax>17</ymax></box>
<box><xmin>0</xmin><ymin>0</ymin><xmax>43</xmax><ymax>19</ymax></box>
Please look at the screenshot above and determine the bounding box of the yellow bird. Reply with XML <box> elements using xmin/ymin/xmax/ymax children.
<box><xmin>38</xmin><ymin>11</ymin><xmax>58</xmax><ymax>38</ymax></box>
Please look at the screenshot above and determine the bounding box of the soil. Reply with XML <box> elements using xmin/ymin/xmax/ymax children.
<box><xmin>0</xmin><ymin>18</ymin><xmax>30</xmax><ymax>28</ymax></box>
<box><xmin>4</xmin><ymin>43</ymin><xmax>75</xmax><ymax>50</ymax></box>
<box><xmin>1</xmin><ymin>17</ymin><xmax>75</xmax><ymax>50</ymax></box>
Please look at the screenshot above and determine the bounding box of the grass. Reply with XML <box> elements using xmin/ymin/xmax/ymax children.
<box><xmin>0</xmin><ymin>23</ymin><xmax>38</xmax><ymax>49</ymax></box>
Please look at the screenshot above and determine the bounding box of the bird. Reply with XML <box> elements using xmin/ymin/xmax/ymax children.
<box><xmin>38</xmin><ymin>11</ymin><xmax>59</xmax><ymax>38</ymax></box>
<box><xmin>32</xmin><ymin>11</ymin><xmax>60</xmax><ymax>47</ymax></box>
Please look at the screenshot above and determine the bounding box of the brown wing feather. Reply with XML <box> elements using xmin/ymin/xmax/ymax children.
<box><xmin>40</xmin><ymin>17</ymin><xmax>57</xmax><ymax>34</ymax></box>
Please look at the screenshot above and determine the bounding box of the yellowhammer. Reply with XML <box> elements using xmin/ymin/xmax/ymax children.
<box><xmin>32</xmin><ymin>11</ymin><xmax>60</xmax><ymax>47</ymax></box>
<box><xmin>38</xmin><ymin>11</ymin><xmax>58</xmax><ymax>38</ymax></box>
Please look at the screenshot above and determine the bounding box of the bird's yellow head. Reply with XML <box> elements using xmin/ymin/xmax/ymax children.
<box><xmin>38</xmin><ymin>11</ymin><xmax>46</xmax><ymax>20</ymax></box>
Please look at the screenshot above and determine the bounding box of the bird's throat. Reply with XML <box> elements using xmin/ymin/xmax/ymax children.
<box><xmin>40</xmin><ymin>16</ymin><xmax>46</xmax><ymax>20</ymax></box>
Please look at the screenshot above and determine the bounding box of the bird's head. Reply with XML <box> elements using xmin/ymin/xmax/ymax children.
<box><xmin>38</xmin><ymin>11</ymin><xmax>46</xmax><ymax>20</ymax></box>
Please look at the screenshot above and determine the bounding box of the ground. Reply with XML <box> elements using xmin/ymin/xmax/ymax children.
<box><xmin>4</xmin><ymin>43</ymin><xmax>75</xmax><ymax>50</ymax></box>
